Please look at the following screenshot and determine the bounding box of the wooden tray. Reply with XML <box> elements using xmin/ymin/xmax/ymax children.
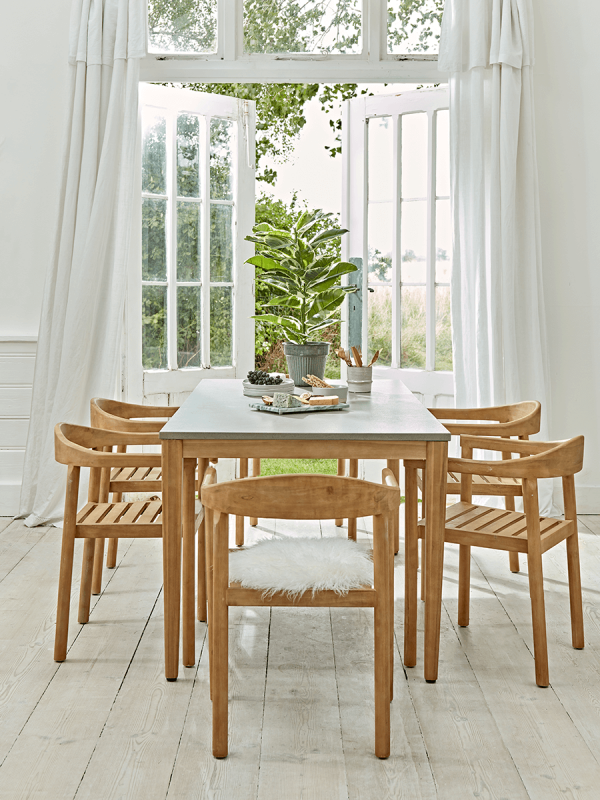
<box><xmin>249</xmin><ymin>401</ymin><xmax>350</xmax><ymax>416</ymax></box>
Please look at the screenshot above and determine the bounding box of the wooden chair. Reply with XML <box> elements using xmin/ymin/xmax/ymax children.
<box><xmin>53</xmin><ymin>423</ymin><xmax>203</xmax><ymax>668</ymax></box>
<box><xmin>416</xmin><ymin>401</ymin><xmax>541</xmax><ymax>579</ymax></box>
<box><xmin>201</xmin><ymin>469</ymin><xmax>401</xmax><ymax>759</ymax></box>
<box><xmin>404</xmin><ymin>434</ymin><xmax>584</xmax><ymax>687</ymax></box>
<box><xmin>90</xmin><ymin>397</ymin><xmax>216</xmax><ymax>618</ymax></box>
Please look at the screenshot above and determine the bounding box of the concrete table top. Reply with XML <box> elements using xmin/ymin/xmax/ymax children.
<box><xmin>160</xmin><ymin>378</ymin><xmax>450</xmax><ymax>442</ymax></box>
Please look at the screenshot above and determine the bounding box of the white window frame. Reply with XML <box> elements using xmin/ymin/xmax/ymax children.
<box><xmin>341</xmin><ymin>87</ymin><xmax>453</xmax><ymax>402</ymax></box>
<box><xmin>126</xmin><ymin>84</ymin><xmax>255</xmax><ymax>403</ymax></box>
<box><xmin>141</xmin><ymin>0</ymin><xmax>445</xmax><ymax>83</ymax></box>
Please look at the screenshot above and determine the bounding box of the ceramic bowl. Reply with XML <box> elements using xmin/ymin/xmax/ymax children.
<box><xmin>311</xmin><ymin>384</ymin><xmax>348</xmax><ymax>402</ymax></box>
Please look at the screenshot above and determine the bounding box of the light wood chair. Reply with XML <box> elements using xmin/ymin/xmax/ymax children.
<box><xmin>416</xmin><ymin>401</ymin><xmax>542</xmax><ymax>579</ymax></box>
<box><xmin>404</xmin><ymin>434</ymin><xmax>584</xmax><ymax>687</ymax></box>
<box><xmin>201</xmin><ymin>469</ymin><xmax>401</xmax><ymax>759</ymax></box>
<box><xmin>53</xmin><ymin>423</ymin><xmax>203</xmax><ymax>668</ymax></box>
<box><xmin>90</xmin><ymin>397</ymin><xmax>216</xmax><ymax>619</ymax></box>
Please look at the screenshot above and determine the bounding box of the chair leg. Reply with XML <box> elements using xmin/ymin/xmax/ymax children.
<box><xmin>205</xmin><ymin>505</ymin><xmax>214</xmax><ymax>701</ymax></box>
<box><xmin>458</xmin><ymin>545</ymin><xmax>471</xmax><ymax>627</ymax></box>
<box><xmin>386</xmin><ymin>460</ymin><xmax>400</xmax><ymax>554</ymax></box>
<box><xmin>404</xmin><ymin>466</ymin><xmax>419</xmax><ymax>668</ymax></box>
<box><xmin>182</xmin><ymin>459</ymin><xmax>196</xmax><ymax>667</ymax></box>
<box><xmin>348</xmin><ymin>459</ymin><xmax>359</xmax><ymax>541</ymax></box>
<box><xmin>236</xmin><ymin>458</ymin><xmax>248</xmax><ymax>545</ymax></box>
<box><xmin>373</xmin><ymin>513</ymin><xmax>391</xmax><ymax>759</ymax></box>
<box><xmin>420</xmin><ymin>471</ymin><xmax>427</xmax><ymax>601</ymax></box>
<box><xmin>526</xmin><ymin>546</ymin><xmax>549</xmax><ymax>687</ymax></box>
<box><xmin>249</xmin><ymin>459</ymin><xmax>260</xmax><ymax>527</ymax></box>
<box><xmin>91</xmin><ymin>538</ymin><xmax>105</xmax><ymax>595</ymax></box>
<box><xmin>566</xmin><ymin>531</ymin><xmax>585</xmax><ymax>649</ymax></box>
<box><xmin>106</xmin><ymin>538</ymin><xmax>119</xmax><ymax>568</ymax></box>
<box><xmin>335</xmin><ymin>459</ymin><xmax>345</xmax><ymax>526</ymax></box>
<box><xmin>78</xmin><ymin>538</ymin><xmax>96</xmax><ymax>624</ymax></box>
<box><xmin>505</xmin><ymin>496</ymin><xmax>520</xmax><ymax>572</ymax></box>
<box><xmin>54</xmin><ymin>466</ymin><xmax>80</xmax><ymax>662</ymax></box>
<box><xmin>212</xmin><ymin>513</ymin><xmax>229</xmax><ymax>758</ymax></box>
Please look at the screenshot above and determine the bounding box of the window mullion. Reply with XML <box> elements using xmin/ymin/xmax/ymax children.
<box><xmin>392</xmin><ymin>114</ymin><xmax>401</xmax><ymax>369</ymax></box>
<box><xmin>219</xmin><ymin>0</ymin><xmax>237</xmax><ymax>60</ymax></box>
<box><xmin>167</xmin><ymin>110</ymin><xmax>178</xmax><ymax>371</ymax></box>
<box><xmin>201</xmin><ymin>116</ymin><xmax>211</xmax><ymax>368</ymax></box>
<box><xmin>425</xmin><ymin>109</ymin><xmax>436</xmax><ymax>372</ymax></box>
<box><xmin>367</xmin><ymin>0</ymin><xmax>382</xmax><ymax>63</ymax></box>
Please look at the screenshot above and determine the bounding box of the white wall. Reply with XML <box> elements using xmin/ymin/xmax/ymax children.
<box><xmin>533</xmin><ymin>0</ymin><xmax>600</xmax><ymax>511</ymax></box>
<box><xmin>1</xmin><ymin>0</ymin><xmax>600</xmax><ymax>512</ymax></box>
<box><xmin>0</xmin><ymin>0</ymin><xmax>71</xmax><ymax>512</ymax></box>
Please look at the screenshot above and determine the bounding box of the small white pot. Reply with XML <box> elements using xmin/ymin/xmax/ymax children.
<box><xmin>347</xmin><ymin>366</ymin><xmax>373</xmax><ymax>393</ymax></box>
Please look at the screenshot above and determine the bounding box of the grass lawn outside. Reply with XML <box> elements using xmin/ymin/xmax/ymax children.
<box><xmin>258</xmin><ymin>458</ymin><xmax>338</xmax><ymax>476</ymax></box>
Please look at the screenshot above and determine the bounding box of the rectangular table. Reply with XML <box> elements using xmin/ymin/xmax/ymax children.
<box><xmin>160</xmin><ymin>378</ymin><xmax>450</xmax><ymax>681</ymax></box>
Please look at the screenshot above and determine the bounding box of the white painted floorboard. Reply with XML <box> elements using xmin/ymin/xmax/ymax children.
<box><xmin>0</xmin><ymin>513</ymin><xmax>599</xmax><ymax>799</ymax></box>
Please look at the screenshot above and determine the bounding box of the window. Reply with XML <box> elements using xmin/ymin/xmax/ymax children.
<box><xmin>141</xmin><ymin>1</ymin><xmax>445</xmax><ymax>83</ymax></box>
<box><xmin>342</xmin><ymin>87</ymin><xmax>452</xmax><ymax>400</ymax></box>
<box><xmin>135</xmin><ymin>84</ymin><xmax>255</xmax><ymax>400</ymax></box>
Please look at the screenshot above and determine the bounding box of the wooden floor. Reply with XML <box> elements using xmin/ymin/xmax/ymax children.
<box><xmin>2</xmin><ymin>511</ymin><xmax>600</xmax><ymax>799</ymax></box>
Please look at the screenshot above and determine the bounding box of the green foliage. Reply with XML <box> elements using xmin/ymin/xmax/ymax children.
<box><xmin>259</xmin><ymin>458</ymin><xmax>338</xmax><ymax>476</ymax></box>
<box><xmin>148</xmin><ymin>0</ymin><xmax>217</xmax><ymax>52</ymax></box>
<box><xmin>246</xmin><ymin>208</ymin><xmax>357</xmax><ymax>345</ymax></box>
<box><xmin>388</xmin><ymin>0</ymin><xmax>444</xmax><ymax>53</ymax></box>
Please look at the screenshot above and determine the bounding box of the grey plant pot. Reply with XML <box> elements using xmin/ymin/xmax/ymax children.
<box><xmin>283</xmin><ymin>341</ymin><xmax>330</xmax><ymax>387</ymax></box>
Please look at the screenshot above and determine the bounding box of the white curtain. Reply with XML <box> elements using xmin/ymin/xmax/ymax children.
<box><xmin>439</xmin><ymin>0</ymin><xmax>552</xmax><ymax>510</ymax></box>
<box><xmin>19</xmin><ymin>0</ymin><xmax>146</xmax><ymax>526</ymax></box>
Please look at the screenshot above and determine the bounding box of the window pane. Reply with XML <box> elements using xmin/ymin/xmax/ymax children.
<box><xmin>435</xmin><ymin>198</ymin><xmax>451</xmax><ymax>283</ymax></box>
<box><xmin>142</xmin><ymin>198</ymin><xmax>167</xmax><ymax>281</ymax></box>
<box><xmin>210</xmin><ymin>286</ymin><xmax>233</xmax><ymax>367</ymax></box>
<box><xmin>177</xmin><ymin>201</ymin><xmax>201</xmax><ymax>281</ymax></box>
<box><xmin>401</xmin><ymin>286</ymin><xmax>426</xmax><ymax>369</ymax></box>
<box><xmin>142</xmin><ymin>285</ymin><xmax>168</xmax><ymax>369</ymax></box>
<box><xmin>436</xmin><ymin>109</ymin><xmax>450</xmax><ymax>197</ymax></box>
<box><xmin>435</xmin><ymin>286</ymin><xmax>452</xmax><ymax>371</ymax></box>
<box><xmin>368</xmin><ymin>202</ymin><xmax>393</xmax><ymax>284</ymax></box>
<box><xmin>368</xmin><ymin>117</ymin><xmax>393</xmax><ymax>204</ymax></box>
<box><xmin>177</xmin><ymin>286</ymin><xmax>202</xmax><ymax>368</ymax></box>
<box><xmin>244</xmin><ymin>0</ymin><xmax>362</xmax><ymax>54</ymax></box>
<box><xmin>368</xmin><ymin>286</ymin><xmax>392</xmax><ymax>368</ymax></box>
<box><xmin>148</xmin><ymin>0</ymin><xmax>217</xmax><ymax>54</ymax></box>
<box><xmin>210</xmin><ymin>204</ymin><xmax>233</xmax><ymax>281</ymax></box>
<box><xmin>210</xmin><ymin>119</ymin><xmax>234</xmax><ymax>200</ymax></box>
<box><xmin>387</xmin><ymin>0</ymin><xmax>443</xmax><ymax>54</ymax></box>
<box><xmin>400</xmin><ymin>200</ymin><xmax>426</xmax><ymax>282</ymax></box>
<box><xmin>142</xmin><ymin>111</ymin><xmax>166</xmax><ymax>194</ymax></box>
<box><xmin>177</xmin><ymin>114</ymin><xmax>200</xmax><ymax>198</ymax></box>
<box><xmin>401</xmin><ymin>113</ymin><xmax>428</xmax><ymax>198</ymax></box>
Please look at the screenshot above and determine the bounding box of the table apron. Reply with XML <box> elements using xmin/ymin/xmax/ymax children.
<box><xmin>180</xmin><ymin>439</ymin><xmax>428</xmax><ymax>459</ymax></box>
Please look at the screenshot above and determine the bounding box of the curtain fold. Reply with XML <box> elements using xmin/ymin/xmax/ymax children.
<box><xmin>19</xmin><ymin>0</ymin><xmax>146</xmax><ymax>526</ymax></box>
<box><xmin>440</xmin><ymin>0</ymin><xmax>551</xmax><ymax>511</ymax></box>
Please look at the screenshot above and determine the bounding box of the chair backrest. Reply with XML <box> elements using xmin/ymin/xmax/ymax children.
<box><xmin>55</xmin><ymin>423</ymin><xmax>162</xmax><ymax>469</ymax></box>
<box><xmin>201</xmin><ymin>473</ymin><xmax>401</xmax><ymax>521</ymax></box>
<box><xmin>90</xmin><ymin>397</ymin><xmax>176</xmax><ymax>434</ymax></box>
<box><xmin>450</xmin><ymin>435</ymin><xmax>584</xmax><ymax>480</ymax></box>
<box><xmin>429</xmin><ymin>400</ymin><xmax>541</xmax><ymax>437</ymax></box>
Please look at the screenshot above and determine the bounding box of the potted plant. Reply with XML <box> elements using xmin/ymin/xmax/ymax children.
<box><xmin>245</xmin><ymin>210</ymin><xmax>358</xmax><ymax>386</ymax></box>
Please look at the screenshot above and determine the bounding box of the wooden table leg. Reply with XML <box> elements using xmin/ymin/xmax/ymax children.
<box><xmin>347</xmin><ymin>459</ymin><xmax>359</xmax><ymax>541</ymax></box>
<box><xmin>162</xmin><ymin>438</ymin><xmax>183</xmax><ymax>681</ymax></box>
<box><xmin>197</xmin><ymin>458</ymin><xmax>209</xmax><ymax>623</ymax></box>
<box><xmin>424</xmin><ymin>440</ymin><xmax>447</xmax><ymax>682</ymax></box>
<box><xmin>335</xmin><ymin>459</ymin><xmax>345</xmax><ymax>526</ymax></box>
<box><xmin>249</xmin><ymin>458</ymin><xmax>261</xmax><ymax>526</ymax></box>
<box><xmin>386</xmin><ymin>459</ymin><xmax>400</xmax><ymax>555</ymax></box>
<box><xmin>236</xmin><ymin>458</ymin><xmax>248</xmax><ymax>545</ymax></box>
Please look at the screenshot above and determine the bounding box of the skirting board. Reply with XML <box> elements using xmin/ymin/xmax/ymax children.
<box><xmin>0</xmin><ymin>484</ymin><xmax>20</xmax><ymax>516</ymax></box>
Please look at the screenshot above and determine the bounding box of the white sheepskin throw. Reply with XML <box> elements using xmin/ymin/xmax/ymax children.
<box><xmin>229</xmin><ymin>536</ymin><xmax>373</xmax><ymax>599</ymax></box>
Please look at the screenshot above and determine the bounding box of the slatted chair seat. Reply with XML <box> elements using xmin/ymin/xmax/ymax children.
<box><xmin>76</xmin><ymin>499</ymin><xmax>164</xmax><ymax>535</ymax></box>
<box><xmin>109</xmin><ymin>466</ymin><xmax>164</xmax><ymax>492</ymax></box>
<box><xmin>418</xmin><ymin>502</ymin><xmax>573</xmax><ymax>554</ymax></box>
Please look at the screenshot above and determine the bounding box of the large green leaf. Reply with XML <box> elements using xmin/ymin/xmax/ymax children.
<box><xmin>262</xmin><ymin>295</ymin><xmax>301</xmax><ymax>308</ymax></box>
<box><xmin>309</xmin><ymin>228</ymin><xmax>348</xmax><ymax>247</ymax></box>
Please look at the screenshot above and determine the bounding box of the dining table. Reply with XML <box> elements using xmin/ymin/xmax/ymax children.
<box><xmin>159</xmin><ymin>377</ymin><xmax>450</xmax><ymax>681</ymax></box>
